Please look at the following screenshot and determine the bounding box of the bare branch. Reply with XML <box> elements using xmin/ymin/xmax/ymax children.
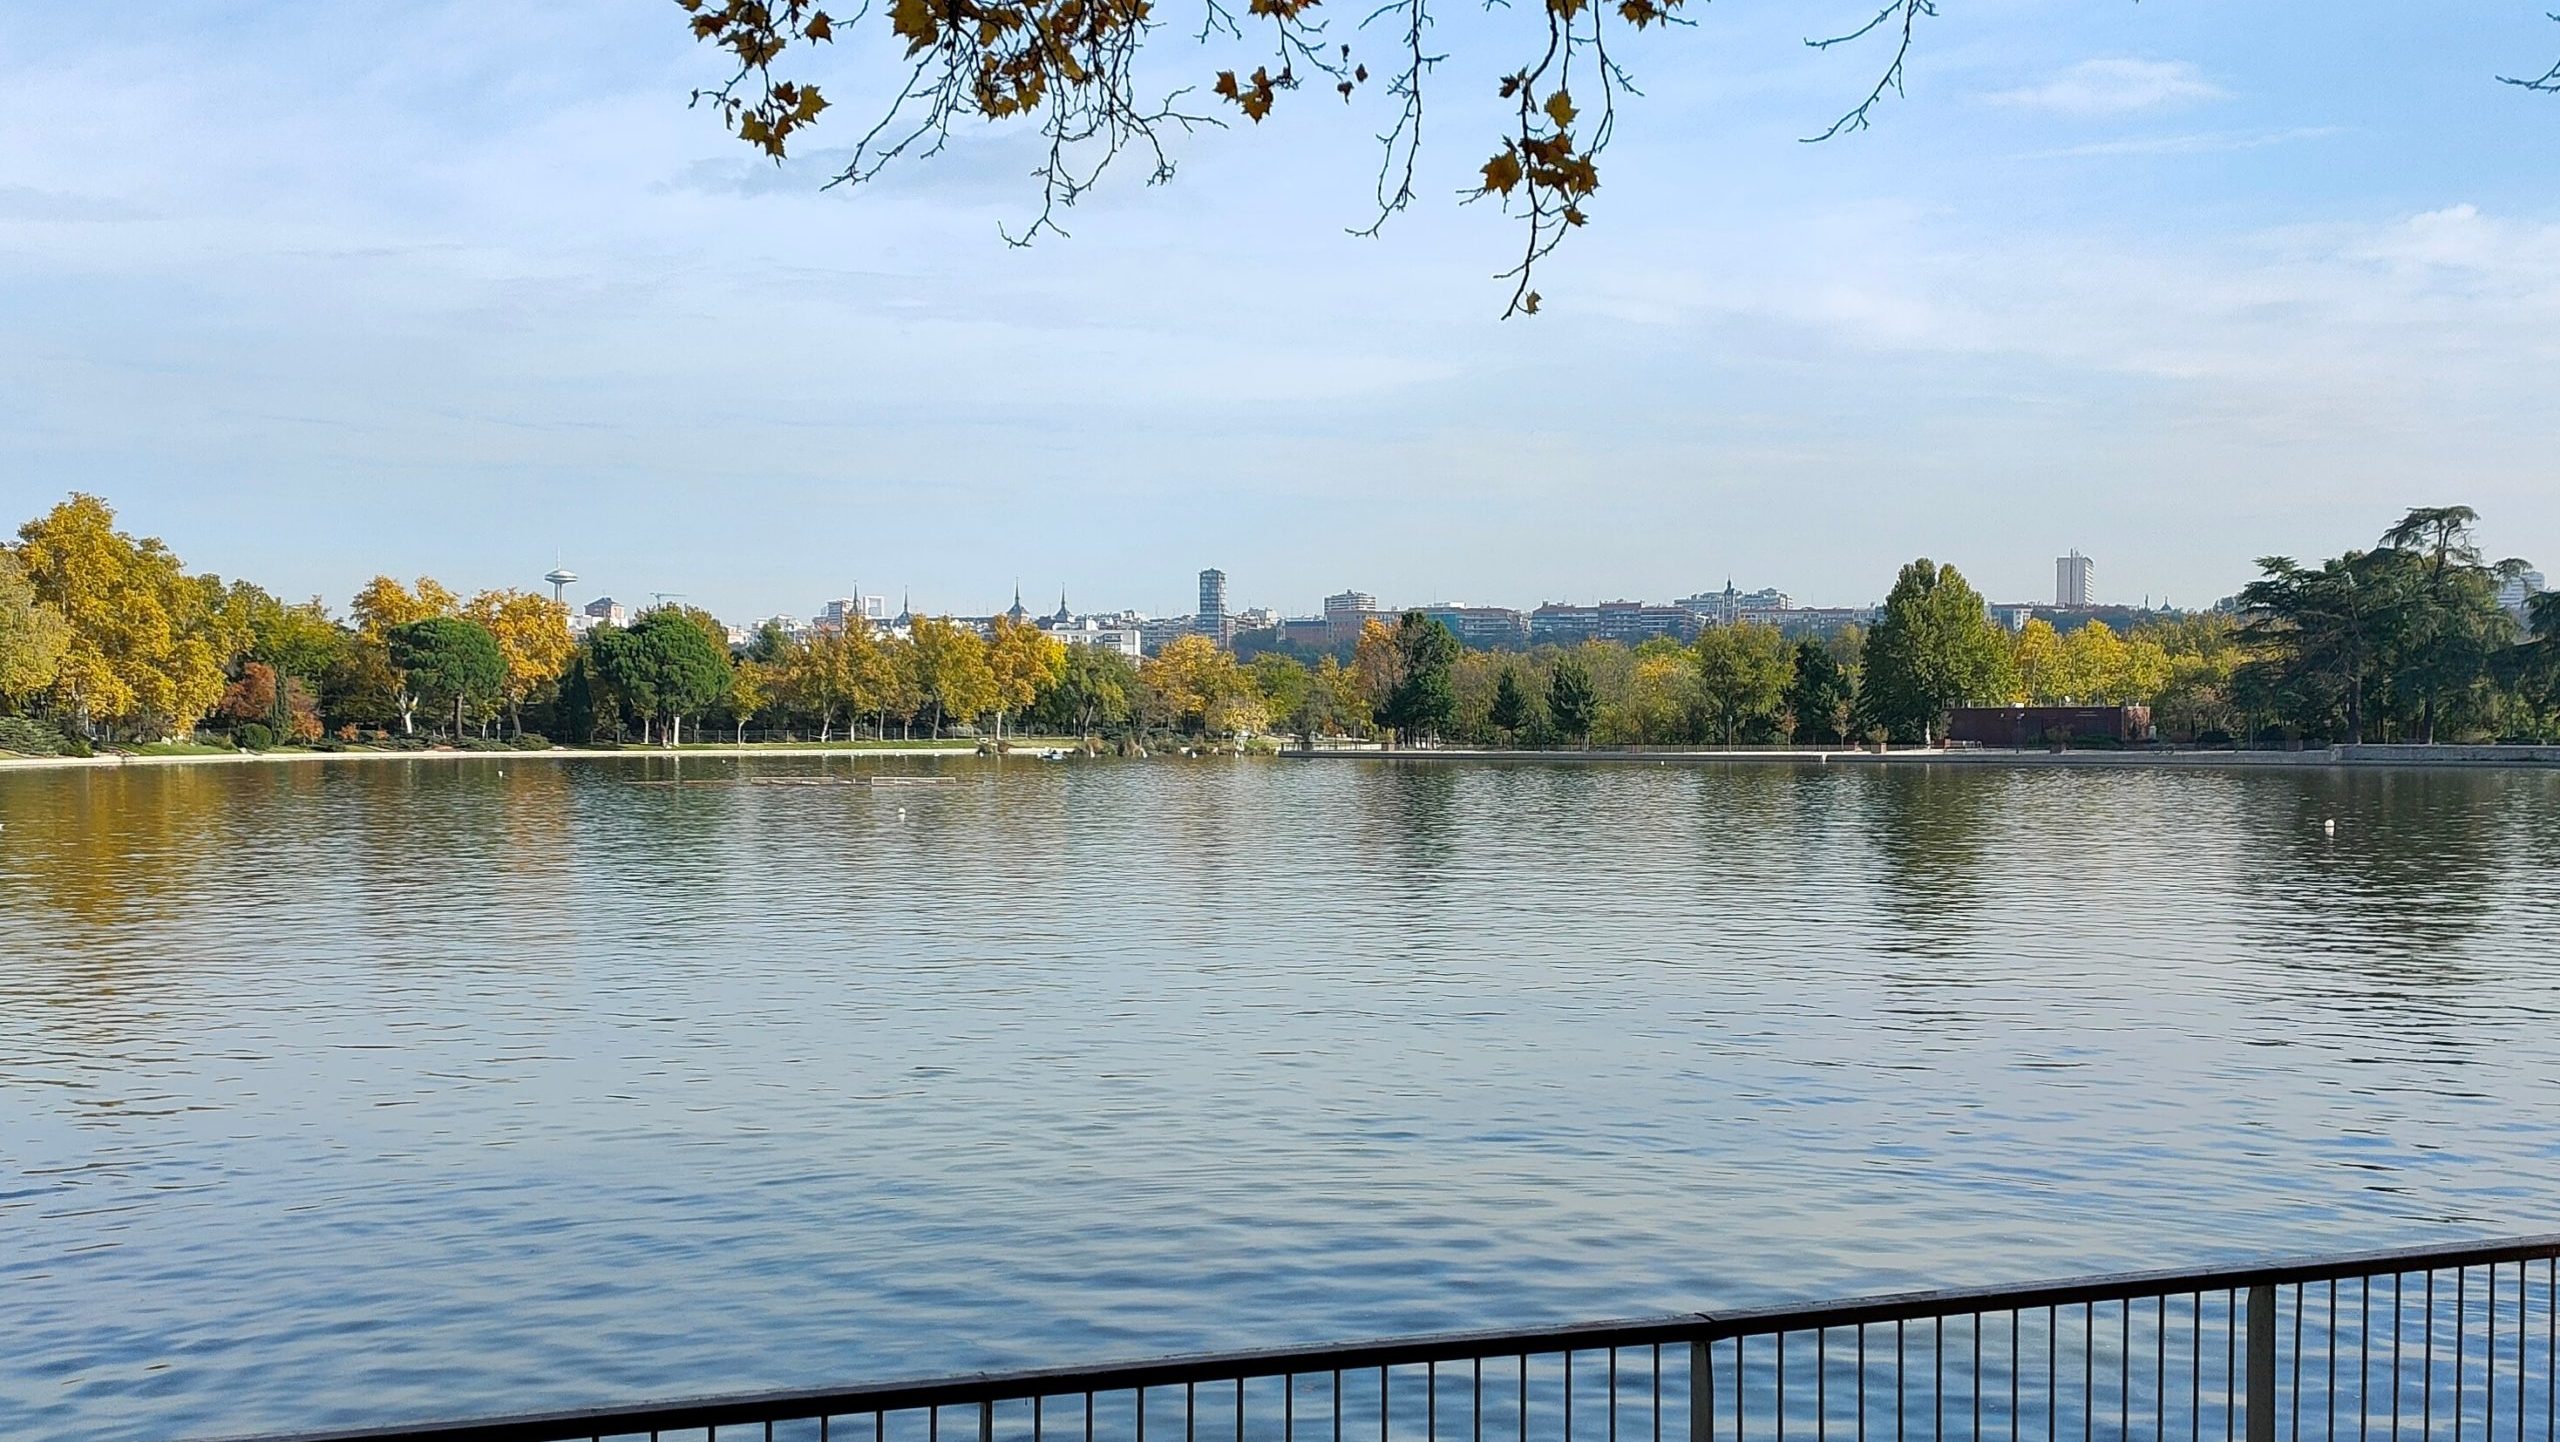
<box><xmin>1800</xmin><ymin>0</ymin><xmax>1936</xmax><ymax>143</ymax></box>
<box><xmin>2498</xmin><ymin>11</ymin><xmax>2560</xmax><ymax>91</ymax></box>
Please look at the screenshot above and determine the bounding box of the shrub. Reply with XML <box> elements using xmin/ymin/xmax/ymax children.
<box><xmin>509</xmin><ymin>735</ymin><xmax>554</xmax><ymax>751</ymax></box>
<box><xmin>0</xmin><ymin>716</ymin><xmax>66</xmax><ymax>756</ymax></box>
<box><xmin>386</xmin><ymin>735</ymin><xmax>429</xmax><ymax>751</ymax></box>
<box><xmin>456</xmin><ymin>736</ymin><xmax>510</xmax><ymax>752</ymax></box>
<box><xmin>233</xmin><ymin>723</ymin><xmax>275</xmax><ymax>752</ymax></box>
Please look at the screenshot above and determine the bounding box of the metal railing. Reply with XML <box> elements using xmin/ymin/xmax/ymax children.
<box><xmin>220</xmin><ymin>1234</ymin><xmax>2560</xmax><ymax>1442</ymax></box>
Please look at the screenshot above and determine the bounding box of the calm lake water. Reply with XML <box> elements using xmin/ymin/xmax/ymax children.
<box><xmin>5</xmin><ymin>756</ymin><xmax>2559</xmax><ymax>1440</ymax></box>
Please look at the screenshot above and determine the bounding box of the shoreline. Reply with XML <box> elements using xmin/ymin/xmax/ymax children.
<box><xmin>1283</xmin><ymin>743</ymin><xmax>2560</xmax><ymax>770</ymax></box>
<box><xmin>0</xmin><ymin>742</ymin><xmax>988</xmax><ymax>771</ymax></box>
<box><xmin>10</xmin><ymin>741</ymin><xmax>2560</xmax><ymax>773</ymax></box>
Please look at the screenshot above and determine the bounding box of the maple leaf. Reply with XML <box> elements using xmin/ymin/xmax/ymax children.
<box><xmin>1479</xmin><ymin>149</ymin><xmax>1523</xmax><ymax>196</ymax></box>
<box><xmin>1544</xmin><ymin>89</ymin><xmax>1576</xmax><ymax>128</ymax></box>
<box><xmin>805</xmin><ymin>10</ymin><xmax>833</xmax><ymax>39</ymax></box>
<box><xmin>890</xmin><ymin>0</ymin><xmax>940</xmax><ymax>51</ymax></box>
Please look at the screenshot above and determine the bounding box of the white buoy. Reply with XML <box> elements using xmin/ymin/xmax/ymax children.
<box><xmin>2323</xmin><ymin>818</ymin><xmax>2336</xmax><ymax>835</ymax></box>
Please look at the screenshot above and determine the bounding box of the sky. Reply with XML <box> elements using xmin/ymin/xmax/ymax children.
<box><xmin>2</xmin><ymin>1</ymin><xmax>2556</xmax><ymax>622</ymax></box>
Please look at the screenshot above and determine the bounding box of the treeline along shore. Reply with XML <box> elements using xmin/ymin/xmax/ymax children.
<box><xmin>3</xmin><ymin>494</ymin><xmax>2557</xmax><ymax>764</ymax></box>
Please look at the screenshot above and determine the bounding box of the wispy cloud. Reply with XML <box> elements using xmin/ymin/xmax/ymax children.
<box><xmin>2028</xmin><ymin>126</ymin><xmax>2340</xmax><ymax>160</ymax></box>
<box><xmin>0</xmin><ymin>184</ymin><xmax>148</xmax><ymax>223</ymax></box>
<box><xmin>1986</xmin><ymin>59</ymin><xmax>2226</xmax><ymax>117</ymax></box>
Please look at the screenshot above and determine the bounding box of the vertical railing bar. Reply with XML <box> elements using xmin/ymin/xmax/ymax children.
<box><xmin>1654</xmin><ymin>1343</ymin><xmax>1663</xmax><ymax>1442</ymax></box>
<box><xmin>1238</xmin><ymin>1377</ymin><xmax>1246</xmax><ymax>1442</ymax></box>
<box><xmin>2514</xmin><ymin>1260</ymin><xmax>2528</xmax><ymax>1442</ymax></box>
<box><xmin>1692</xmin><ymin>1339</ymin><xmax>1710</xmax><ymax>1442</ymax></box>
<box><xmin>1087</xmin><ymin>1392</ymin><xmax>1096</xmax><ymax>1442</ymax></box>
<box><xmin>2123</xmin><ymin>1298</ymin><xmax>2131</xmax><ymax>1442</ymax></box>
<box><xmin>2158</xmin><ymin>1294</ymin><xmax>2168</xmax><ymax>1442</ymax></box>
<box><xmin>2461</xmin><ymin>1268</ymin><xmax>2470</xmax><ymax>1442</ymax></box>
<box><xmin>1975</xmin><ymin>1313</ymin><xmax>1984</xmax><ymax>1442</ymax></box>
<box><xmin>1334</xmin><ymin>1368</ymin><xmax>1343</xmax><ymax>1442</ymax></box>
<box><xmin>1520</xmin><ymin>1355</ymin><xmax>1528</xmax><ymax>1442</ymax></box>
<box><xmin>2009</xmin><ymin>1310</ymin><xmax>2019</xmax><ymax>1442</ymax></box>
<box><xmin>1776</xmin><ymin>1332</ymin><xmax>1785</xmax><ymax>1442</ymax></box>
<box><xmin>2304</xmin><ymin>1280</ymin><xmax>2324</xmax><ymax>1434</ymax></box>
<box><xmin>1819</xmin><ymin>1328</ymin><xmax>1829</xmax><ymax>1442</ymax></box>
<box><xmin>2326</xmin><ymin>1279</ymin><xmax>2337</xmax><ymax>1442</ymax></box>
<box><xmin>1863</xmin><ymin>1321</ymin><xmax>1884</xmax><ymax>1442</ymax></box>
<box><xmin>2249</xmin><ymin>1284</ymin><xmax>2276</xmax><ymax>1442</ymax></box>
<box><xmin>1187</xmin><ymin>1382</ymin><xmax>1196</xmax><ymax>1442</ymax></box>
<box><xmin>1609</xmin><ymin>1348</ymin><xmax>1617</xmax><ymax>1442</ymax></box>
<box><xmin>1474</xmin><ymin>1357</ymin><xmax>1482</xmax><ymax>1442</ymax></box>
<box><xmin>1935</xmin><ymin>1314</ymin><xmax>1943</xmax><ymax>1442</ymax></box>
<box><xmin>2392</xmin><ymin>1274</ymin><xmax>2402</xmax><ymax>1442</ymax></box>
<box><xmin>2228</xmin><ymin>1290</ymin><xmax>2239</xmax><ymax>1442</ymax></box>
<box><xmin>1897</xmin><ymin>1319</ymin><xmax>1906</xmax><ymax>1442</ymax></box>
<box><xmin>2426</xmin><ymin>1271</ymin><xmax>2437</xmax><ymax>1442</ymax></box>
<box><xmin>2084</xmin><ymin>1302</ymin><xmax>2094</xmax><ymax>1442</ymax></box>
<box><xmin>2490</xmin><ymin>1265</ymin><xmax>2499</xmax><ymax>1442</ymax></box>
<box><xmin>2360</xmin><ymin>1277</ymin><xmax>2370</xmax><ymax>1442</ymax></box>
<box><xmin>2047</xmin><ymin>1307</ymin><xmax>2056</xmax><ymax>1442</ymax></box>
<box><xmin>1382</xmin><ymin>1366</ymin><xmax>1391</xmax><ymax>1442</ymax></box>
<box><xmin>1431</xmin><ymin>1360</ymin><xmax>1440</xmax><ymax>1442</ymax></box>
<box><xmin>1566</xmin><ymin>1351</ymin><xmax>1574</xmax><ymax>1442</ymax></box>
<box><xmin>2193</xmin><ymin>1293</ymin><xmax>2203</xmax><ymax>1442</ymax></box>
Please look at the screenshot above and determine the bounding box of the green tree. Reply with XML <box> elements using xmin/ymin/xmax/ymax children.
<box><xmin>1378</xmin><ymin>611</ymin><xmax>1460</xmax><ymax>745</ymax></box>
<box><xmin>1547</xmin><ymin>655</ymin><xmax>1597</xmax><ymax>747</ymax></box>
<box><xmin>2376</xmin><ymin>506</ymin><xmax>2525</xmax><ymax>743</ymax></box>
<box><xmin>1785</xmin><ymin>637</ymin><xmax>1854</xmax><ymax>745</ymax></box>
<box><xmin>1693</xmin><ymin>621</ymin><xmax>1792</xmax><ymax>745</ymax></box>
<box><xmin>1249</xmin><ymin>652</ymin><xmax>1313</xmax><ymax>726</ymax></box>
<box><xmin>1038</xmin><ymin>644</ymin><xmax>1137</xmax><ymax>743</ymax></box>
<box><xmin>1489</xmin><ymin>665</ymin><xmax>1533</xmax><ymax>743</ymax></box>
<box><xmin>595</xmin><ymin>608</ymin><xmax>735</xmax><ymax>745</ymax></box>
<box><xmin>387</xmin><ymin>617</ymin><xmax>507</xmax><ymax>741</ymax></box>
<box><xmin>2237</xmin><ymin>551</ymin><xmax>2418</xmax><ymax>745</ymax></box>
<box><xmin>1856</xmin><ymin>558</ymin><xmax>2013</xmax><ymax>744</ymax></box>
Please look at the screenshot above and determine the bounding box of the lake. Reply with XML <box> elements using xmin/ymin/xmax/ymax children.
<box><xmin>5</xmin><ymin>755</ymin><xmax>2557</xmax><ymax>1441</ymax></box>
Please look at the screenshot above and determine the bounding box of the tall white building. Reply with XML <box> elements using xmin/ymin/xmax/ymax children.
<box><xmin>1196</xmin><ymin>568</ymin><xmax>1230</xmax><ymax>646</ymax></box>
<box><xmin>2497</xmin><ymin>569</ymin><xmax>2546</xmax><ymax>616</ymax></box>
<box><xmin>2056</xmin><ymin>551</ymin><xmax>2093</xmax><ymax>608</ymax></box>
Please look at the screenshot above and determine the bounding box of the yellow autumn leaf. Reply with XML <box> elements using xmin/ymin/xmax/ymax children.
<box><xmin>1480</xmin><ymin>149</ymin><xmax>1523</xmax><ymax>195</ymax></box>
<box><xmin>1544</xmin><ymin>89</ymin><xmax>1576</xmax><ymax>128</ymax></box>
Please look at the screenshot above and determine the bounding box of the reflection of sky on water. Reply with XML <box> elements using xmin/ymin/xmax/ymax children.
<box><xmin>2</xmin><ymin>757</ymin><xmax>2556</xmax><ymax>1440</ymax></box>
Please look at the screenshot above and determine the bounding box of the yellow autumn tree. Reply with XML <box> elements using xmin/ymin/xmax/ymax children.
<box><xmin>0</xmin><ymin>550</ymin><xmax>73</xmax><ymax>708</ymax></box>
<box><xmin>906</xmin><ymin>616</ymin><xmax>998</xmax><ymax>736</ymax></box>
<box><xmin>2010</xmin><ymin>618</ymin><xmax>2066</xmax><ymax>703</ymax></box>
<box><xmin>351</xmin><ymin>575</ymin><xmax>459</xmax><ymax>642</ymax></box>
<box><xmin>464</xmin><ymin>588</ymin><xmax>577</xmax><ymax>735</ymax></box>
<box><xmin>1349</xmin><ymin>618</ymin><xmax>1403</xmax><ymax>717</ymax></box>
<box><xmin>14</xmin><ymin>494</ymin><xmax>228</xmax><ymax>738</ymax></box>
<box><xmin>986</xmin><ymin>615</ymin><xmax>1067</xmax><ymax>742</ymax></box>
<box><xmin>1141</xmin><ymin>633</ymin><xmax>1267</xmax><ymax>736</ymax></box>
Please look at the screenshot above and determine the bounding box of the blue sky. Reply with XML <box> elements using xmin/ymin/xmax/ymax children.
<box><xmin>2</xmin><ymin>2</ymin><xmax>2555</xmax><ymax>621</ymax></box>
